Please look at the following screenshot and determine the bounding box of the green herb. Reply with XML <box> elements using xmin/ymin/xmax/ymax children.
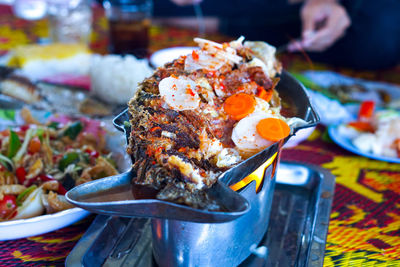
<box><xmin>36</xmin><ymin>128</ymin><xmax>45</xmax><ymax>142</ymax></box>
<box><xmin>7</xmin><ymin>130</ymin><xmax>21</xmax><ymax>158</ymax></box>
<box><xmin>58</xmin><ymin>152</ymin><xmax>80</xmax><ymax>171</ymax></box>
<box><xmin>64</xmin><ymin>121</ymin><xmax>83</xmax><ymax>140</ymax></box>
<box><xmin>123</xmin><ymin>121</ymin><xmax>130</xmax><ymax>128</ymax></box>
<box><xmin>47</xmin><ymin>122</ymin><xmax>60</xmax><ymax>129</ymax></box>
<box><xmin>16</xmin><ymin>185</ymin><xmax>37</xmax><ymax>206</ymax></box>
<box><xmin>0</xmin><ymin>110</ymin><xmax>16</xmax><ymax>121</ymax></box>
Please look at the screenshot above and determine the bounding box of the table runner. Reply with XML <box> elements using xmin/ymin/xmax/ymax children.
<box><xmin>0</xmin><ymin>5</ymin><xmax>399</xmax><ymax>266</ymax></box>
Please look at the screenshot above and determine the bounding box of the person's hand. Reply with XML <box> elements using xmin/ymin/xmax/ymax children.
<box><xmin>288</xmin><ymin>0</ymin><xmax>351</xmax><ymax>52</ymax></box>
<box><xmin>169</xmin><ymin>0</ymin><xmax>202</xmax><ymax>6</ymax></box>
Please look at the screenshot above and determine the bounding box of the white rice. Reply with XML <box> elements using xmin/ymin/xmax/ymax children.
<box><xmin>90</xmin><ymin>54</ymin><xmax>153</xmax><ymax>104</ymax></box>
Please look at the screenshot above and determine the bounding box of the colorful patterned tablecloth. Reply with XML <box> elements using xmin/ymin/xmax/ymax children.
<box><xmin>0</xmin><ymin>4</ymin><xmax>399</xmax><ymax>266</ymax></box>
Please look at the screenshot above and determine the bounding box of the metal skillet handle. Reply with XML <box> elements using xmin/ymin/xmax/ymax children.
<box><xmin>66</xmin><ymin>170</ymin><xmax>250</xmax><ymax>223</ymax></box>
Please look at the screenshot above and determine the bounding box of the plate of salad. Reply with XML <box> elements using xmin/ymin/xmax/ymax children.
<box><xmin>0</xmin><ymin>108</ymin><xmax>128</xmax><ymax>240</ymax></box>
<box><xmin>328</xmin><ymin>101</ymin><xmax>400</xmax><ymax>163</ymax></box>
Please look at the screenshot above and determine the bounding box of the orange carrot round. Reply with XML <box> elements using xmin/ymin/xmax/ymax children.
<box><xmin>256</xmin><ymin>118</ymin><xmax>290</xmax><ymax>142</ymax></box>
<box><xmin>223</xmin><ymin>93</ymin><xmax>256</xmax><ymax>120</ymax></box>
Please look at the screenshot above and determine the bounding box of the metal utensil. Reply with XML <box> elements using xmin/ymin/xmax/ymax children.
<box><xmin>66</xmin><ymin>170</ymin><xmax>250</xmax><ymax>223</ymax></box>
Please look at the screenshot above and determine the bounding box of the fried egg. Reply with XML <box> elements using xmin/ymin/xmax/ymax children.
<box><xmin>231</xmin><ymin>112</ymin><xmax>274</xmax><ymax>152</ymax></box>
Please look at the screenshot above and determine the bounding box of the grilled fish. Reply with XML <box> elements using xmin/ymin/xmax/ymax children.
<box><xmin>128</xmin><ymin>37</ymin><xmax>300</xmax><ymax>210</ymax></box>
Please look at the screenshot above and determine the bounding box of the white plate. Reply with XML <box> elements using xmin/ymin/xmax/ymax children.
<box><xmin>0</xmin><ymin>208</ymin><xmax>90</xmax><ymax>241</ymax></box>
<box><xmin>150</xmin><ymin>47</ymin><xmax>197</xmax><ymax>68</ymax></box>
<box><xmin>328</xmin><ymin>124</ymin><xmax>400</xmax><ymax>163</ymax></box>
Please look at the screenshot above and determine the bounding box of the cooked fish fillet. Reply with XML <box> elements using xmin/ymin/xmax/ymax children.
<box><xmin>128</xmin><ymin>37</ymin><xmax>285</xmax><ymax>209</ymax></box>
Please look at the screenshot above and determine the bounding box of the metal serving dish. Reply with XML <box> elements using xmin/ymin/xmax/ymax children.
<box><xmin>107</xmin><ymin>71</ymin><xmax>319</xmax><ymax>266</ymax></box>
<box><xmin>66</xmin><ymin>161</ymin><xmax>335</xmax><ymax>267</ymax></box>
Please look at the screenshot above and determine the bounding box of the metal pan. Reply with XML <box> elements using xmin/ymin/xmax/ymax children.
<box><xmin>107</xmin><ymin>70</ymin><xmax>319</xmax><ymax>266</ymax></box>
<box><xmin>65</xmin><ymin>69</ymin><xmax>318</xmax><ymax>265</ymax></box>
<box><xmin>65</xmin><ymin>69</ymin><xmax>319</xmax><ymax>265</ymax></box>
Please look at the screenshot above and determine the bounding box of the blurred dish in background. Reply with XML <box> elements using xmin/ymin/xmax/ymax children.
<box><xmin>326</xmin><ymin>83</ymin><xmax>391</xmax><ymax>104</ymax></box>
<box><xmin>0</xmin><ymin>110</ymin><xmax>120</xmax><ymax>223</ymax></box>
<box><xmin>0</xmin><ymin>110</ymin><xmax>130</xmax><ymax>241</ymax></box>
<box><xmin>329</xmin><ymin>124</ymin><xmax>400</xmax><ymax>164</ymax></box>
<box><xmin>0</xmin><ymin>49</ymin><xmax>153</xmax><ymax>116</ymax></box>
<box><xmin>0</xmin><ymin>77</ymin><xmax>117</xmax><ymax>117</ymax></box>
<box><xmin>294</xmin><ymin>71</ymin><xmax>400</xmax><ymax>107</ymax></box>
<box><xmin>329</xmin><ymin>101</ymin><xmax>400</xmax><ymax>163</ymax></box>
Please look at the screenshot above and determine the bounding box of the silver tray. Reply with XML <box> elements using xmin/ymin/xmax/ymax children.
<box><xmin>66</xmin><ymin>161</ymin><xmax>335</xmax><ymax>267</ymax></box>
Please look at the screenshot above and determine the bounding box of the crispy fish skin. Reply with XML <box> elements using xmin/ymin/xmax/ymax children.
<box><xmin>128</xmin><ymin>82</ymin><xmax>222</xmax><ymax>209</ymax></box>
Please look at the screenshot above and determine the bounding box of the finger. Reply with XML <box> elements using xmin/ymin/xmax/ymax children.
<box><xmin>302</xmin><ymin>29</ymin><xmax>335</xmax><ymax>51</ymax></box>
<box><xmin>303</xmin><ymin>11</ymin><xmax>348</xmax><ymax>52</ymax></box>
<box><xmin>322</xmin><ymin>7</ymin><xmax>350</xmax><ymax>40</ymax></box>
<box><xmin>300</xmin><ymin>8</ymin><xmax>316</xmax><ymax>38</ymax></box>
<box><xmin>305</xmin><ymin>38</ymin><xmax>333</xmax><ymax>52</ymax></box>
<box><xmin>287</xmin><ymin>40</ymin><xmax>304</xmax><ymax>52</ymax></box>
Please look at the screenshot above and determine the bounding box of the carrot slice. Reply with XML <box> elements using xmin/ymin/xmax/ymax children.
<box><xmin>256</xmin><ymin>118</ymin><xmax>290</xmax><ymax>142</ymax></box>
<box><xmin>348</xmin><ymin>121</ymin><xmax>375</xmax><ymax>132</ymax></box>
<box><xmin>223</xmin><ymin>93</ymin><xmax>256</xmax><ymax>120</ymax></box>
<box><xmin>256</xmin><ymin>87</ymin><xmax>273</xmax><ymax>102</ymax></box>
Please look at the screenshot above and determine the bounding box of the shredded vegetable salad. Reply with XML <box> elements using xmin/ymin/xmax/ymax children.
<box><xmin>0</xmin><ymin>110</ymin><xmax>118</xmax><ymax>221</ymax></box>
